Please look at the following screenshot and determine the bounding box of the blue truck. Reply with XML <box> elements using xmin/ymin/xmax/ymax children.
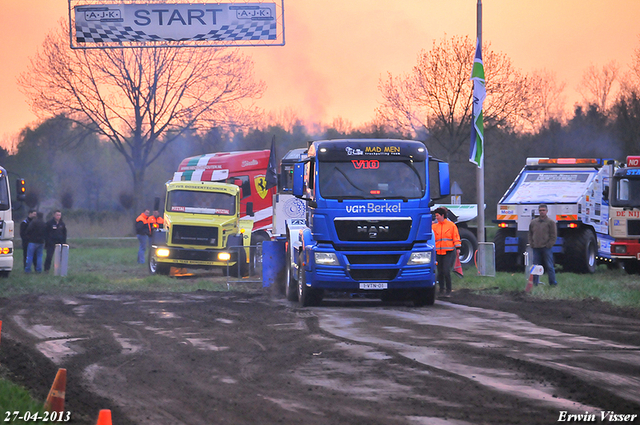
<box><xmin>279</xmin><ymin>139</ymin><xmax>450</xmax><ymax>307</ymax></box>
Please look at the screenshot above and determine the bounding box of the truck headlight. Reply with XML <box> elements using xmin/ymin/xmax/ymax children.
<box><xmin>612</xmin><ymin>245</ymin><xmax>627</xmax><ymax>254</ymax></box>
<box><xmin>156</xmin><ymin>248</ymin><xmax>170</xmax><ymax>257</ymax></box>
<box><xmin>315</xmin><ymin>252</ymin><xmax>338</xmax><ymax>265</ymax></box>
<box><xmin>408</xmin><ymin>251</ymin><xmax>432</xmax><ymax>265</ymax></box>
<box><xmin>218</xmin><ymin>252</ymin><xmax>231</xmax><ymax>261</ymax></box>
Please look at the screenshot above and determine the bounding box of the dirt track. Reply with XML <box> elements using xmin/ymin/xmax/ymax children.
<box><xmin>1</xmin><ymin>289</ymin><xmax>640</xmax><ymax>424</ymax></box>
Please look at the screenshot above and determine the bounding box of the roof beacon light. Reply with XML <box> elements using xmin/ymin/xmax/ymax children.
<box><xmin>534</xmin><ymin>158</ymin><xmax>600</xmax><ymax>166</ymax></box>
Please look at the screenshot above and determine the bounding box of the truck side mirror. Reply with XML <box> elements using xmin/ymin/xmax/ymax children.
<box><xmin>16</xmin><ymin>179</ymin><xmax>26</xmax><ymax>202</ymax></box>
<box><xmin>439</xmin><ymin>162</ymin><xmax>450</xmax><ymax>197</ymax></box>
<box><xmin>428</xmin><ymin>159</ymin><xmax>450</xmax><ymax>199</ymax></box>
<box><xmin>293</xmin><ymin>163</ymin><xmax>305</xmax><ymax>197</ymax></box>
<box><xmin>246</xmin><ymin>201</ymin><xmax>254</xmax><ymax>217</ymax></box>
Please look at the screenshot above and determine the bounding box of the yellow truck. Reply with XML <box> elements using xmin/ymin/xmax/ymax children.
<box><xmin>148</xmin><ymin>180</ymin><xmax>253</xmax><ymax>276</ymax></box>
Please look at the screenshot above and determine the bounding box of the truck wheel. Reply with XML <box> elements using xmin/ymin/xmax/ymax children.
<box><xmin>297</xmin><ymin>253</ymin><xmax>322</xmax><ymax>307</ymax></box>
<box><xmin>148</xmin><ymin>253</ymin><xmax>170</xmax><ymax>275</ymax></box>
<box><xmin>494</xmin><ymin>228</ymin><xmax>519</xmax><ymax>272</ymax></box>
<box><xmin>229</xmin><ymin>247</ymin><xmax>248</xmax><ymax>278</ymax></box>
<box><xmin>285</xmin><ymin>242</ymin><xmax>298</xmax><ymax>301</ymax></box>
<box><xmin>458</xmin><ymin>228</ymin><xmax>478</xmax><ymax>266</ymax></box>
<box><xmin>413</xmin><ymin>286</ymin><xmax>435</xmax><ymax>307</ymax></box>
<box><xmin>250</xmin><ymin>233</ymin><xmax>269</xmax><ymax>276</ymax></box>
<box><xmin>623</xmin><ymin>260</ymin><xmax>640</xmax><ymax>275</ymax></box>
<box><xmin>563</xmin><ymin>228</ymin><xmax>597</xmax><ymax>274</ymax></box>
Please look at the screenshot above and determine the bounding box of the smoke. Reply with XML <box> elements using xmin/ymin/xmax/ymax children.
<box><xmin>250</xmin><ymin>7</ymin><xmax>330</xmax><ymax>126</ymax></box>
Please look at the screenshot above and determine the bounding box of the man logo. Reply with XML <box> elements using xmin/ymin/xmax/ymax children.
<box><xmin>357</xmin><ymin>225</ymin><xmax>389</xmax><ymax>239</ymax></box>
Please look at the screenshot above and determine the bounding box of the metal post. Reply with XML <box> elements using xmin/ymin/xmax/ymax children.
<box><xmin>476</xmin><ymin>0</ymin><xmax>486</xmax><ymax>275</ymax></box>
<box><xmin>53</xmin><ymin>244</ymin><xmax>69</xmax><ymax>277</ymax></box>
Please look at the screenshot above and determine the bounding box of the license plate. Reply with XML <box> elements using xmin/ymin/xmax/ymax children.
<box><xmin>359</xmin><ymin>282</ymin><xmax>388</xmax><ymax>290</ymax></box>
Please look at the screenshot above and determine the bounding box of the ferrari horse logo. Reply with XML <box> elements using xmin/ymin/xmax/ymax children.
<box><xmin>254</xmin><ymin>174</ymin><xmax>269</xmax><ymax>199</ymax></box>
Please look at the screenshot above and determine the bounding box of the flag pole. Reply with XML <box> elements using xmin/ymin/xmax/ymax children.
<box><xmin>476</xmin><ymin>0</ymin><xmax>486</xmax><ymax>273</ymax></box>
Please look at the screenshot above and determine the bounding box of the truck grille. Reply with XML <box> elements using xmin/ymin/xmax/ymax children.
<box><xmin>349</xmin><ymin>269</ymin><xmax>398</xmax><ymax>281</ymax></box>
<box><xmin>171</xmin><ymin>225</ymin><xmax>219</xmax><ymax>247</ymax></box>
<box><xmin>346</xmin><ymin>254</ymin><xmax>401</xmax><ymax>265</ymax></box>
<box><xmin>334</xmin><ymin>219</ymin><xmax>412</xmax><ymax>242</ymax></box>
<box><xmin>629</xmin><ymin>220</ymin><xmax>640</xmax><ymax>237</ymax></box>
<box><xmin>169</xmin><ymin>250</ymin><xmax>217</xmax><ymax>261</ymax></box>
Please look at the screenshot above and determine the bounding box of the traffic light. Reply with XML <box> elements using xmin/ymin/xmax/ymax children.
<box><xmin>16</xmin><ymin>179</ymin><xmax>26</xmax><ymax>202</ymax></box>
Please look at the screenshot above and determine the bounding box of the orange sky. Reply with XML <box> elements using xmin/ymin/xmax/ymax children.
<box><xmin>2</xmin><ymin>0</ymin><xmax>640</xmax><ymax>141</ymax></box>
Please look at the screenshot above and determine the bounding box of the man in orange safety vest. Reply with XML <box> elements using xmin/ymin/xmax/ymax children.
<box><xmin>433</xmin><ymin>207</ymin><xmax>461</xmax><ymax>297</ymax></box>
<box><xmin>135</xmin><ymin>209</ymin><xmax>151</xmax><ymax>264</ymax></box>
<box><xmin>148</xmin><ymin>210</ymin><xmax>164</xmax><ymax>231</ymax></box>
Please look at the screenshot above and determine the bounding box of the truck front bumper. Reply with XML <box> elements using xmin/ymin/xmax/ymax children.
<box><xmin>611</xmin><ymin>240</ymin><xmax>640</xmax><ymax>260</ymax></box>
<box><xmin>0</xmin><ymin>241</ymin><xmax>13</xmax><ymax>271</ymax></box>
<box><xmin>151</xmin><ymin>245</ymin><xmax>242</xmax><ymax>268</ymax></box>
<box><xmin>303</xmin><ymin>245</ymin><xmax>436</xmax><ymax>291</ymax></box>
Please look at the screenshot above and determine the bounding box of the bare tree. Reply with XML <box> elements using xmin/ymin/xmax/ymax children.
<box><xmin>376</xmin><ymin>35</ymin><xmax>548</xmax><ymax>160</ymax></box>
<box><xmin>620</xmin><ymin>41</ymin><xmax>640</xmax><ymax>96</ymax></box>
<box><xmin>20</xmin><ymin>21</ymin><xmax>265</xmax><ymax>212</ymax></box>
<box><xmin>260</xmin><ymin>107</ymin><xmax>306</xmax><ymax>132</ymax></box>
<box><xmin>578</xmin><ymin>61</ymin><xmax>619</xmax><ymax>113</ymax></box>
<box><xmin>531</xmin><ymin>69</ymin><xmax>567</xmax><ymax>125</ymax></box>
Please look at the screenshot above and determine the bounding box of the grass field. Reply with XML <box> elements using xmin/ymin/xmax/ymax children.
<box><xmin>1</xmin><ymin>238</ymin><xmax>260</xmax><ymax>298</ymax></box>
<box><xmin>2</xmin><ymin>237</ymin><xmax>639</xmax><ymax>307</ymax></box>
<box><xmin>1</xmin><ymin>237</ymin><xmax>639</xmax><ymax>421</ymax></box>
<box><xmin>0</xmin><ymin>238</ymin><xmax>640</xmax><ymax>309</ymax></box>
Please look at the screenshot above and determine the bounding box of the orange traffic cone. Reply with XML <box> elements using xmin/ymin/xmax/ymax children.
<box><xmin>44</xmin><ymin>368</ymin><xmax>67</xmax><ymax>412</ymax></box>
<box><xmin>453</xmin><ymin>254</ymin><xmax>464</xmax><ymax>277</ymax></box>
<box><xmin>525</xmin><ymin>273</ymin><xmax>534</xmax><ymax>293</ymax></box>
<box><xmin>95</xmin><ymin>409</ymin><xmax>112</xmax><ymax>425</ymax></box>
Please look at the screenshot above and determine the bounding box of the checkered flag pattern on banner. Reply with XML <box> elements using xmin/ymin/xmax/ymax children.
<box><xmin>75</xmin><ymin>22</ymin><xmax>277</xmax><ymax>43</ymax></box>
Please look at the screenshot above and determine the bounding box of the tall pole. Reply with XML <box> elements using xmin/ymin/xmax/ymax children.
<box><xmin>476</xmin><ymin>0</ymin><xmax>486</xmax><ymax>273</ymax></box>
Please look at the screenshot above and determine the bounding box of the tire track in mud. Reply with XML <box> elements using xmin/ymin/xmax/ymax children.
<box><xmin>306</xmin><ymin>299</ymin><xmax>640</xmax><ymax>423</ymax></box>
<box><xmin>2</xmin><ymin>292</ymin><xmax>640</xmax><ymax>425</ymax></box>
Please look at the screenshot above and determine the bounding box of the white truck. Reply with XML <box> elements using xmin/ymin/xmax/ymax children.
<box><xmin>0</xmin><ymin>168</ymin><xmax>25</xmax><ymax>277</ymax></box>
<box><xmin>493</xmin><ymin>157</ymin><xmax>616</xmax><ymax>273</ymax></box>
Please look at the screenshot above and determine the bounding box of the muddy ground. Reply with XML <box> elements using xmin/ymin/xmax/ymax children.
<box><xmin>1</xmin><ymin>287</ymin><xmax>640</xmax><ymax>425</ymax></box>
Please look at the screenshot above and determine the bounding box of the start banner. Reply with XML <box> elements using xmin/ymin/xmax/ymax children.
<box><xmin>71</xmin><ymin>2</ymin><xmax>283</xmax><ymax>48</ymax></box>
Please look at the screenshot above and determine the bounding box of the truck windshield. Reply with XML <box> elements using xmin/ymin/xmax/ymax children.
<box><xmin>611</xmin><ymin>176</ymin><xmax>640</xmax><ymax>207</ymax></box>
<box><xmin>502</xmin><ymin>171</ymin><xmax>595</xmax><ymax>204</ymax></box>
<box><xmin>318</xmin><ymin>160</ymin><xmax>425</xmax><ymax>199</ymax></box>
<box><xmin>0</xmin><ymin>174</ymin><xmax>8</xmax><ymax>211</ymax></box>
<box><xmin>167</xmin><ymin>190</ymin><xmax>235</xmax><ymax>216</ymax></box>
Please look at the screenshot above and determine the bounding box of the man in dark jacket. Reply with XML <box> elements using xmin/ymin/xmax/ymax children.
<box><xmin>25</xmin><ymin>212</ymin><xmax>46</xmax><ymax>273</ymax></box>
<box><xmin>528</xmin><ymin>204</ymin><xmax>558</xmax><ymax>286</ymax></box>
<box><xmin>44</xmin><ymin>210</ymin><xmax>67</xmax><ymax>272</ymax></box>
<box><xmin>20</xmin><ymin>209</ymin><xmax>37</xmax><ymax>269</ymax></box>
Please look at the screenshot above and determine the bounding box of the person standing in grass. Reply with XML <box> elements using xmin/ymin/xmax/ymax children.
<box><xmin>25</xmin><ymin>212</ymin><xmax>46</xmax><ymax>273</ymax></box>
<box><xmin>148</xmin><ymin>210</ymin><xmax>164</xmax><ymax>232</ymax></box>
<box><xmin>20</xmin><ymin>209</ymin><xmax>37</xmax><ymax>269</ymax></box>
<box><xmin>433</xmin><ymin>207</ymin><xmax>461</xmax><ymax>297</ymax></box>
<box><xmin>528</xmin><ymin>204</ymin><xmax>558</xmax><ymax>286</ymax></box>
<box><xmin>135</xmin><ymin>209</ymin><xmax>151</xmax><ymax>264</ymax></box>
<box><xmin>44</xmin><ymin>210</ymin><xmax>67</xmax><ymax>273</ymax></box>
